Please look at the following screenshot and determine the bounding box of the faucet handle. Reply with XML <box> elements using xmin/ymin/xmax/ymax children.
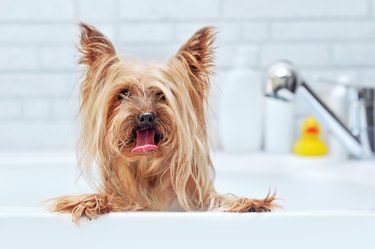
<box><xmin>264</xmin><ymin>60</ymin><xmax>301</xmax><ymax>101</ymax></box>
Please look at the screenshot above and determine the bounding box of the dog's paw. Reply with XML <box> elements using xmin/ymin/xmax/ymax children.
<box><xmin>247</xmin><ymin>193</ymin><xmax>278</xmax><ymax>212</ymax></box>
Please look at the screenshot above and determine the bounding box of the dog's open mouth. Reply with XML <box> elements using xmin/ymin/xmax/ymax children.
<box><xmin>131</xmin><ymin>128</ymin><xmax>159</xmax><ymax>153</ymax></box>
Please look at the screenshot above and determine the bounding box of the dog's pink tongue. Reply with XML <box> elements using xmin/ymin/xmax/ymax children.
<box><xmin>131</xmin><ymin>129</ymin><xmax>158</xmax><ymax>153</ymax></box>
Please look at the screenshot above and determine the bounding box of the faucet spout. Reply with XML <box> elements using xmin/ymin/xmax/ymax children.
<box><xmin>296</xmin><ymin>82</ymin><xmax>363</xmax><ymax>158</ymax></box>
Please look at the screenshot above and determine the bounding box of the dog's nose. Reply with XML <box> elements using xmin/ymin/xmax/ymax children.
<box><xmin>138</xmin><ymin>112</ymin><xmax>155</xmax><ymax>126</ymax></box>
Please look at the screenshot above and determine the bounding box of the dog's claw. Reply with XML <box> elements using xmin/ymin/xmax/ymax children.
<box><xmin>247</xmin><ymin>205</ymin><xmax>272</xmax><ymax>213</ymax></box>
<box><xmin>248</xmin><ymin>207</ymin><xmax>257</xmax><ymax>212</ymax></box>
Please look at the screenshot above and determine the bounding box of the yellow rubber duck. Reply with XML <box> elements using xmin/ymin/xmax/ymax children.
<box><xmin>293</xmin><ymin>117</ymin><xmax>328</xmax><ymax>156</ymax></box>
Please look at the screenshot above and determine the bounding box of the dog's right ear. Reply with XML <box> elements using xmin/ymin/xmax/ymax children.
<box><xmin>79</xmin><ymin>22</ymin><xmax>117</xmax><ymax>67</ymax></box>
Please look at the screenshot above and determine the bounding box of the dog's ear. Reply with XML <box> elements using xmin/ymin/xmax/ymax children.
<box><xmin>79</xmin><ymin>23</ymin><xmax>119</xmax><ymax>108</ymax></box>
<box><xmin>174</xmin><ymin>26</ymin><xmax>216</xmax><ymax>82</ymax></box>
<box><xmin>79</xmin><ymin>22</ymin><xmax>117</xmax><ymax>67</ymax></box>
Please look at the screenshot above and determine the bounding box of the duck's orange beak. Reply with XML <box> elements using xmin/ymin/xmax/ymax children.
<box><xmin>306</xmin><ymin>127</ymin><xmax>318</xmax><ymax>134</ymax></box>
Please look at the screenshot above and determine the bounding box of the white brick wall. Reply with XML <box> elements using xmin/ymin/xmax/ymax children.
<box><xmin>0</xmin><ymin>0</ymin><xmax>375</xmax><ymax>150</ymax></box>
<box><xmin>222</xmin><ymin>0</ymin><xmax>368</xmax><ymax>18</ymax></box>
<box><xmin>0</xmin><ymin>0</ymin><xmax>75</xmax><ymax>21</ymax></box>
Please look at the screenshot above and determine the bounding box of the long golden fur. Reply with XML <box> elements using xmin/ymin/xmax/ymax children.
<box><xmin>50</xmin><ymin>23</ymin><xmax>278</xmax><ymax>223</ymax></box>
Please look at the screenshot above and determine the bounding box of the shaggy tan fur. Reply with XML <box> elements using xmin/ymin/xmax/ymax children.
<box><xmin>50</xmin><ymin>23</ymin><xmax>278</xmax><ymax>223</ymax></box>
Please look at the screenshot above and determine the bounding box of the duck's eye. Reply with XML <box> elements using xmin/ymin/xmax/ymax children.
<box><xmin>156</xmin><ymin>91</ymin><xmax>166</xmax><ymax>102</ymax></box>
<box><xmin>118</xmin><ymin>89</ymin><xmax>131</xmax><ymax>101</ymax></box>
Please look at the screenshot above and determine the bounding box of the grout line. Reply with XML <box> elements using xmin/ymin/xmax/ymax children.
<box><xmin>113</xmin><ymin>0</ymin><xmax>121</xmax><ymax>46</ymax></box>
<box><xmin>72</xmin><ymin>0</ymin><xmax>80</xmax><ymax>22</ymax></box>
<box><xmin>218</xmin><ymin>0</ymin><xmax>224</xmax><ymax>20</ymax></box>
<box><xmin>0</xmin><ymin>16</ymin><xmax>374</xmax><ymax>25</ymax></box>
<box><xmin>368</xmin><ymin>0</ymin><xmax>374</xmax><ymax>17</ymax></box>
<box><xmin>4</xmin><ymin>36</ymin><xmax>375</xmax><ymax>48</ymax></box>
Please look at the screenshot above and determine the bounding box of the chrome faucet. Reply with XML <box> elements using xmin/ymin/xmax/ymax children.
<box><xmin>265</xmin><ymin>61</ymin><xmax>375</xmax><ymax>159</ymax></box>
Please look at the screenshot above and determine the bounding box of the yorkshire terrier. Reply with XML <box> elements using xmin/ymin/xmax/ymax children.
<box><xmin>51</xmin><ymin>23</ymin><xmax>277</xmax><ymax>223</ymax></box>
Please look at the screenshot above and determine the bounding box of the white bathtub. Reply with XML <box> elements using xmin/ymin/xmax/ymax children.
<box><xmin>0</xmin><ymin>152</ymin><xmax>374</xmax><ymax>249</ymax></box>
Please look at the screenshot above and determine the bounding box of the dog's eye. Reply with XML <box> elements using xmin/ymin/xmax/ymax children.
<box><xmin>118</xmin><ymin>89</ymin><xmax>131</xmax><ymax>101</ymax></box>
<box><xmin>156</xmin><ymin>91</ymin><xmax>166</xmax><ymax>102</ymax></box>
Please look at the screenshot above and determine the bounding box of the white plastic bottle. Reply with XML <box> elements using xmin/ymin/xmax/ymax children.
<box><xmin>263</xmin><ymin>97</ymin><xmax>294</xmax><ymax>153</ymax></box>
<box><xmin>219</xmin><ymin>70</ymin><xmax>263</xmax><ymax>152</ymax></box>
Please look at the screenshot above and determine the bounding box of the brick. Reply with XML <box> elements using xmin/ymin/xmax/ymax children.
<box><xmin>64</xmin><ymin>72</ymin><xmax>81</xmax><ymax>96</ymax></box>
<box><xmin>0</xmin><ymin>0</ymin><xmax>75</xmax><ymax>21</ymax></box>
<box><xmin>360</xmin><ymin>69</ymin><xmax>375</xmax><ymax>86</ymax></box>
<box><xmin>78</xmin><ymin>0</ymin><xmax>116</xmax><ymax>21</ymax></box>
<box><xmin>271</xmin><ymin>21</ymin><xmax>375</xmax><ymax>41</ymax></box>
<box><xmin>223</xmin><ymin>0</ymin><xmax>368</xmax><ymax>19</ymax></box>
<box><xmin>119</xmin><ymin>23</ymin><xmax>173</xmax><ymax>43</ymax></box>
<box><xmin>0</xmin><ymin>100</ymin><xmax>22</xmax><ymax>119</ymax></box>
<box><xmin>0</xmin><ymin>47</ymin><xmax>39</xmax><ymax>70</ymax></box>
<box><xmin>300</xmin><ymin>69</ymin><xmax>360</xmax><ymax>85</ymax></box>
<box><xmin>216</xmin><ymin>23</ymin><xmax>241</xmax><ymax>44</ymax></box>
<box><xmin>242</xmin><ymin>22</ymin><xmax>269</xmax><ymax>42</ymax></box>
<box><xmin>174</xmin><ymin>22</ymin><xmax>241</xmax><ymax>44</ymax></box>
<box><xmin>119</xmin><ymin>0</ymin><xmax>220</xmax><ymax>20</ymax></box>
<box><xmin>119</xmin><ymin>0</ymin><xmax>169</xmax><ymax>20</ymax></box>
<box><xmin>118</xmin><ymin>44</ymin><xmax>177</xmax><ymax>61</ymax></box>
<box><xmin>0</xmin><ymin>73</ymin><xmax>69</xmax><ymax>97</ymax></box>
<box><xmin>22</xmin><ymin>99</ymin><xmax>52</xmax><ymax>119</ymax></box>
<box><xmin>39</xmin><ymin>46</ymin><xmax>77</xmax><ymax>70</ymax></box>
<box><xmin>333</xmin><ymin>43</ymin><xmax>375</xmax><ymax>66</ymax></box>
<box><xmin>260</xmin><ymin>44</ymin><xmax>330</xmax><ymax>67</ymax></box>
<box><xmin>167</xmin><ymin>0</ymin><xmax>220</xmax><ymax>20</ymax></box>
<box><xmin>0</xmin><ymin>121</ymin><xmax>76</xmax><ymax>150</ymax></box>
<box><xmin>52</xmin><ymin>98</ymin><xmax>79</xmax><ymax>120</ymax></box>
<box><xmin>0</xmin><ymin>24</ymin><xmax>76</xmax><ymax>44</ymax></box>
<box><xmin>217</xmin><ymin>45</ymin><xmax>259</xmax><ymax>69</ymax></box>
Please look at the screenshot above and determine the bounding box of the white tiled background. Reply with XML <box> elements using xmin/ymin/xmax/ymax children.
<box><xmin>1</xmin><ymin>0</ymin><xmax>375</xmax><ymax>150</ymax></box>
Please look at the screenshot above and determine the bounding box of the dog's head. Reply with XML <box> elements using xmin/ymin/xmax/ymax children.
<box><xmin>78</xmin><ymin>23</ymin><xmax>215</xmax><ymax>165</ymax></box>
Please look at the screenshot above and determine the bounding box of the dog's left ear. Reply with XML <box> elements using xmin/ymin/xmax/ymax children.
<box><xmin>79</xmin><ymin>22</ymin><xmax>117</xmax><ymax>67</ymax></box>
<box><xmin>174</xmin><ymin>26</ymin><xmax>216</xmax><ymax>85</ymax></box>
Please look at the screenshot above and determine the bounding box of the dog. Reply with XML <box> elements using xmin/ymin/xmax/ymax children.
<box><xmin>51</xmin><ymin>23</ymin><xmax>277</xmax><ymax>223</ymax></box>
